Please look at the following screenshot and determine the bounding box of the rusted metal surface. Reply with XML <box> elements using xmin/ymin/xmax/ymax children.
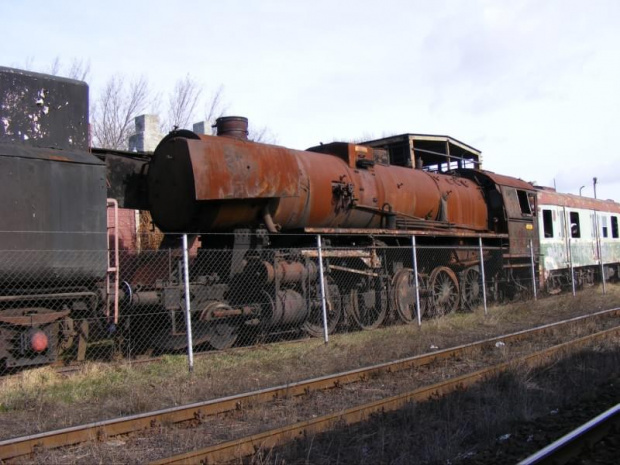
<box><xmin>107</xmin><ymin>207</ymin><xmax>138</xmax><ymax>252</ymax></box>
<box><xmin>303</xmin><ymin>227</ymin><xmax>508</xmax><ymax>238</ymax></box>
<box><xmin>538</xmin><ymin>188</ymin><xmax>620</xmax><ymax>214</ymax></box>
<box><xmin>148</xmin><ymin>130</ymin><xmax>490</xmax><ymax>234</ymax></box>
<box><xmin>507</xmin><ymin>220</ymin><xmax>537</xmax><ymax>256</ymax></box>
<box><xmin>0</xmin><ymin>292</ymin><xmax>97</xmax><ymax>303</ymax></box>
<box><xmin>358</xmin><ymin>133</ymin><xmax>482</xmax><ymax>171</ymax></box>
<box><xmin>0</xmin><ymin>308</ymin><xmax>69</xmax><ymax>326</ymax></box>
<box><xmin>502</xmin><ymin>185</ymin><xmax>537</xmax><ymax>256</ymax></box>
<box><xmin>261</xmin><ymin>260</ymin><xmax>317</xmax><ymax>284</ymax></box>
<box><xmin>300</xmin><ymin>249</ymin><xmax>374</xmax><ymax>258</ymax></box>
<box><xmin>213</xmin><ymin>116</ymin><xmax>249</xmax><ymax>140</ymax></box>
<box><xmin>2</xmin><ymin>308</ymin><xmax>618</xmax><ymax>462</ymax></box>
<box><xmin>151</xmin><ymin>324</ymin><xmax>620</xmax><ymax>465</ymax></box>
<box><xmin>480</xmin><ymin>170</ymin><xmax>535</xmax><ymax>191</ymax></box>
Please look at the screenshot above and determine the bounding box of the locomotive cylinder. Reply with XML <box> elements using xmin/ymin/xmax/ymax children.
<box><xmin>264</xmin><ymin>289</ymin><xmax>308</xmax><ymax>326</ymax></box>
<box><xmin>260</xmin><ymin>261</ymin><xmax>318</xmax><ymax>284</ymax></box>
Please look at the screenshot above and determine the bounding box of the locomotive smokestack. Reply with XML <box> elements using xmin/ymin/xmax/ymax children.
<box><xmin>213</xmin><ymin>116</ymin><xmax>249</xmax><ymax>141</ymax></box>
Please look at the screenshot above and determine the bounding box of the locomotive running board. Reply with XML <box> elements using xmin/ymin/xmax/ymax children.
<box><xmin>304</xmin><ymin>227</ymin><xmax>508</xmax><ymax>239</ymax></box>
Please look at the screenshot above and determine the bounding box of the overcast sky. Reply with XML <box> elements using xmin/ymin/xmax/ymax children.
<box><xmin>2</xmin><ymin>0</ymin><xmax>619</xmax><ymax>200</ymax></box>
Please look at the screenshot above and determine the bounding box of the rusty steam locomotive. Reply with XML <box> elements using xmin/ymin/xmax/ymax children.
<box><xmin>1</xmin><ymin>66</ymin><xmax>619</xmax><ymax>369</ymax></box>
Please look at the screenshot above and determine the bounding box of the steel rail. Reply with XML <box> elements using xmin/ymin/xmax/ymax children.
<box><xmin>1</xmin><ymin>307</ymin><xmax>619</xmax><ymax>462</ymax></box>
<box><xmin>151</xmin><ymin>325</ymin><xmax>620</xmax><ymax>465</ymax></box>
<box><xmin>518</xmin><ymin>404</ymin><xmax>620</xmax><ymax>465</ymax></box>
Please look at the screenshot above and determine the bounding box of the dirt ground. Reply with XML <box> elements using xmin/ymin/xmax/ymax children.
<box><xmin>23</xmin><ymin>314</ymin><xmax>620</xmax><ymax>464</ymax></box>
<box><xmin>267</xmin><ymin>342</ymin><xmax>620</xmax><ymax>465</ymax></box>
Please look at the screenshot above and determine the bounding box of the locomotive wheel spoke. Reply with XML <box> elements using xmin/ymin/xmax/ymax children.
<box><xmin>428</xmin><ymin>266</ymin><xmax>460</xmax><ymax>317</ymax></box>
<box><xmin>349</xmin><ymin>283</ymin><xmax>387</xmax><ymax>330</ymax></box>
<box><xmin>302</xmin><ymin>282</ymin><xmax>341</xmax><ymax>338</ymax></box>
<box><xmin>460</xmin><ymin>266</ymin><xmax>481</xmax><ymax>311</ymax></box>
<box><xmin>200</xmin><ymin>302</ymin><xmax>238</xmax><ymax>350</ymax></box>
<box><xmin>207</xmin><ymin>322</ymin><xmax>238</xmax><ymax>350</ymax></box>
<box><xmin>391</xmin><ymin>268</ymin><xmax>424</xmax><ymax>324</ymax></box>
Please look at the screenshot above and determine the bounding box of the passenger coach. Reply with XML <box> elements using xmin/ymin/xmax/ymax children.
<box><xmin>537</xmin><ymin>188</ymin><xmax>620</xmax><ymax>292</ymax></box>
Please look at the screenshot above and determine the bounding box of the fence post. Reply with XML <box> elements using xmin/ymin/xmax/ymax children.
<box><xmin>529</xmin><ymin>239</ymin><xmax>537</xmax><ymax>301</ymax></box>
<box><xmin>182</xmin><ymin>234</ymin><xmax>194</xmax><ymax>373</ymax></box>
<box><xmin>568</xmin><ymin>237</ymin><xmax>576</xmax><ymax>297</ymax></box>
<box><xmin>564</xmin><ymin>207</ymin><xmax>576</xmax><ymax>297</ymax></box>
<box><xmin>594</xmin><ymin>211</ymin><xmax>607</xmax><ymax>295</ymax></box>
<box><xmin>316</xmin><ymin>234</ymin><xmax>329</xmax><ymax>344</ymax></box>
<box><xmin>411</xmin><ymin>236</ymin><xmax>422</xmax><ymax>327</ymax></box>
<box><xmin>479</xmin><ymin>237</ymin><xmax>488</xmax><ymax>316</ymax></box>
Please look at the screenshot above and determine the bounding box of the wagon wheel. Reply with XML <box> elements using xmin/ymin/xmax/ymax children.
<box><xmin>460</xmin><ymin>266</ymin><xmax>482</xmax><ymax>311</ymax></box>
<box><xmin>200</xmin><ymin>302</ymin><xmax>239</xmax><ymax>350</ymax></box>
<box><xmin>57</xmin><ymin>316</ymin><xmax>76</xmax><ymax>354</ymax></box>
<box><xmin>302</xmin><ymin>281</ymin><xmax>342</xmax><ymax>338</ymax></box>
<box><xmin>428</xmin><ymin>266</ymin><xmax>460</xmax><ymax>317</ymax></box>
<box><xmin>349</xmin><ymin>279</ymin><xmax>388</xmax><ymax>330</ymax></box>
<box><xmin>391</xmin><ymin>268</ymin><xmax>426</xmax><ymax>324</ymax></box>
<box><xmin>545</xmin><ymin>274</ymin><xmax>562</xmax><ymax>295</ymax></box>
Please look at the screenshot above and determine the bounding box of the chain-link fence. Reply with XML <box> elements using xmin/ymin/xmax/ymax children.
<box><xmin>1</xmin><ymin>229</ymin><xmax>612</xmax><ymax>373</ymax></box>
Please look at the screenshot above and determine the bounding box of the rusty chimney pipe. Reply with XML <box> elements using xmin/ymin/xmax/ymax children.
<box><xmin>213</xmin><ymin>116</ymin><xmax>249</xmax><ymax>141</ymax></box>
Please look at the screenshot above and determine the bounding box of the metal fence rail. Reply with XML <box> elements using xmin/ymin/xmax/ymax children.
<box><xmin>0</xmin><ymin>230</ymin><xmax>606</xmax><ymax>372</ymax></box>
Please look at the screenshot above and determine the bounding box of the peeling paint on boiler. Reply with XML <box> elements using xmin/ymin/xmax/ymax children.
<box><xmin>0</xmin><ymin>66</ymin><xmax>89</xmax><ymax>151</ymax></box>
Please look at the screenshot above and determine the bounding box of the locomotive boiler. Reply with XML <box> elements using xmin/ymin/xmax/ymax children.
<box><xmin>148</xmin><ymin>119</ymin><xmax>489</xmax><ymax>234</ymax></box>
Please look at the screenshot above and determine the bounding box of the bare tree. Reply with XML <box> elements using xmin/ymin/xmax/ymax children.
<box><xmin>47</xmin><ymin>57</ymin><xmax>91</xmax><ymax>81</ymax></box>
<box><xmin>249</xmin><ymin>125</ymin><xmax>278</xmax><ymax>144</ymax></box>
<box><xmin>162</xmin><ymin>74</ymin><xmax>202</xmax><ymax>132</ymax></box>
<box><xmin>91</xmin><ymin>75</ymin><xmax>150</xmax><ymax>149</ymax></box>
<box><xmin>67</xmin><ymin>58</ymin><xmax>91</xmax><ymax>81</ymax></box>
<box><xmin>89</xmin><ymin>70</ymin><xmax>276</xmax><ymax>149</ymax></box>
<box><xmin>48</xmin><ymin>57</ymin><xmax>61</xmax><ymax>76</ymax></box>
<box><xmin>204</xmin><ymin>85</ymin><xmax>227</xmax><ymax>129</ymax></box>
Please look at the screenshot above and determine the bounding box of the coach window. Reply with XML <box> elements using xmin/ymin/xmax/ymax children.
<box><xmin>570</xmin><ymin>212</ymin><xmax>581</xmax><ymax>238</ymax></box>
<box><xmin>601</xmin><ymin>215</ymin><xmax>608</xmax><ymax>238</ymax></box>
<box><xmin>612</xmin><ymin>216</ymin><xmax>619</xmax><ymax>239</ymax></box>
<box><xmin>542</xmin><ymin>209</ymin><xmax>553</xmax><ymax>238</ymax></box>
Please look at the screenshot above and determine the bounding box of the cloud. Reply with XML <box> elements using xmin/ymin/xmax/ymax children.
<box><xmin>552</xmin><ymin>158</ymin><xmax>620</xmax><ymax>198</ymax></box>
<box><xmin>420</xmin><ymin>1</ymin><xmax>603</xmax><ymax>116</ymax></box>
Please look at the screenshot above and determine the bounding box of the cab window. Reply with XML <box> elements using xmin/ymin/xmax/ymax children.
<box><xmin>517</xmin><ymin>190</ymin><xmax>531</xmax><ymax>215</ymax></box>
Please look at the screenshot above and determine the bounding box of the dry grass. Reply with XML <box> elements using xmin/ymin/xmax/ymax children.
<box><xmin>1</xmin><ymin>283</ymin><xmax>620</xmax><ymax>440</ymax></box>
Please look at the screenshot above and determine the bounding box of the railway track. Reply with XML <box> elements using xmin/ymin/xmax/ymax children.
<box><xmin>151</xmin><ymin>326</ymin><xmax>620</xmax><ymax>465</ymax></box>
<box><xmin>1</xmin><ymin>307</ymin><xmax>619</xmax><ymax>463</ymax></box>
<box><xmin>519</xmin><ymin>404</ymin><xmax>620</xmax><ymax>464</ymax></box>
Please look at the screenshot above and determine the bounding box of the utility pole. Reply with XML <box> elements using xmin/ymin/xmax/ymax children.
<box><xmin>593</xmin><ymin>177</ymin><xmax>598</xmax><ymax>199</ymax></box>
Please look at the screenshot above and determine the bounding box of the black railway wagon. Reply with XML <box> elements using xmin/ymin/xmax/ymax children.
<box><xmin>0</xmin><ymin>67</ymin><xmax>108</xmax><ymax>368</ymax></box>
